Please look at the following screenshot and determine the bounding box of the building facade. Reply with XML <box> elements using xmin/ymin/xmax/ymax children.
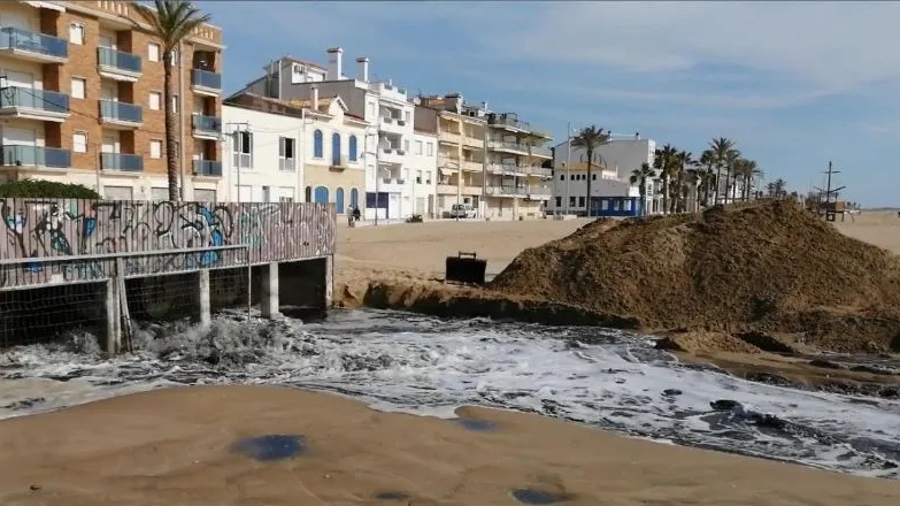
<box><xmin>484</xmin><ymin>112</ymin><xmax>553</xmax><ymax>220</ymax></box>
<box><xmin>549</xmin><ymin>136</ymin><xmax>659</xmax><ymax>216</ymax></box>
<box><xmin>409</xmin><ymin>107</ymin><xmax>438</xmax><ymax>218</ymax></box>
<box><xmin>0</xmin><ymin>0</ymin><xmax>224</xmax><ymax>200</ymax></box>
<box><xmin>238</xmin><ymin>47</ymin><xmax>418</xmax><ymax>220</ymax></box>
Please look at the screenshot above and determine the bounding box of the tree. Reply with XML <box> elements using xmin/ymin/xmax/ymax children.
<box><xmin>630</xmin><ymin>162</ymin><xmax>656</xmax><ymax>216</ymax></box>
<box><xmin>133</xmin><ymin>0</ymin><xmax>211</xmax><ymax>201</ymax></box>
<box><xmin>698</xmin><ymin>149</ymin><xmax>715</xmax><ymax>208</ymax></box>
<box><xmin>708</xmin><ymin>137</ymin><xmax>737</xmax><ymax>205</ymax></box>
<box><xmin>0</xmin><ymin>179</ymin><xmax>100</xmax><ymax>199</ymax></box>
<box><xmin>654</xmin><ymin>144</ymin><xmax>678</xmax><ymax>215</ymax></box>
<box><xmin>722</xmin><ymin>149</ymin><xmax>742</xmax><ymax>204</ymax></box>
<box><xmin>571</xmin><ymin>125</ymin><xmax>610</xmax><ymax>217</ymax></box>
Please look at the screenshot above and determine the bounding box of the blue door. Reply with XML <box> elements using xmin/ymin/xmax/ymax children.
<box><xmin>350</xmin><ymin>188</ymin><xmax>359</xmax><ymax>209</ymax></box>
<box><xmin>314</xmin><ymin>186</ymin><xmax>328</xmax><ymax>203</ymax></box>
<box><xmin>335</xmin><ymin>187</ymin><xmax>345</xmax><ymax>214</ymax></box>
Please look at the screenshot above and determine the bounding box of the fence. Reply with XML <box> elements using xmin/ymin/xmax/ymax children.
<box><xmin>0</xmin><ymin>199</ymin><xmax>335</xmax><ymax>291</ymax></box>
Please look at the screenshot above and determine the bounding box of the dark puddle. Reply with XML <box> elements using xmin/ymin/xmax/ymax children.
<box><xmin>456</xmin><ymin>418</ymin><xmax>497</xmax><ymax>432</ymax></box>
<box><xmin>373</xmin><ymin>491</ymin><xmax>410</xmax><ymax>501</ymax></box>
<box><xmin>230</xmin><ymin>434</ymin><xmax>305</xmax><ymax>462</ymax></box>
<box><xmin>511</xmin><ymin>488</ymin><xmax>568</xmax><ymax>505</ymax></box>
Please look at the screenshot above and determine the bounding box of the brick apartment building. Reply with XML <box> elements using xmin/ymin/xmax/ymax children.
<box><xmin>0</xmin><ymin>0</ymin><xmax>224</xmax><ymax>200</ymax></box>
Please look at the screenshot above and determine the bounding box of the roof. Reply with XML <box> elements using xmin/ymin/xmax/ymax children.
<box><xmin>284</xmin><ymin>95</ymin><xmax>344</xmax><ymax>114</ymax></box>
<box><xmin>280</xmin><ymin>56</ymin><xmax>327</xmax><ymax>71</ymax></box>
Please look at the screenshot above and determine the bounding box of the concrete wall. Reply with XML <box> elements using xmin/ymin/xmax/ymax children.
<box><xmin>0</xmin><ymin>198</ymin><xmax>335</xmax><ymax>290</ymax></box>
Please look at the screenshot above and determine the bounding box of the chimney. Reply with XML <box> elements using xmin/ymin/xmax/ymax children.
<box><xmin>326</xmin><ymin>46</ymin><xmax>343</xmax><ymax>80</ymax></box>
<box><xmin>311</xmin><ymin>85</ymin><xmax>319</xmax><ymax>111</ymax></box>
<box><xmin>356</xmin><ymin>56</ymin><xmax>369</xmax><ymax>82</ymax></box>
<box><xmin>635</xmin><ymin>132</ymin><xmax>640</xmax><ymax>139</ymax></box>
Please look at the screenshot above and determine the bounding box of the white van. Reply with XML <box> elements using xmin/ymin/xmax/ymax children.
<box><xmin>449</xmin><ymin>203</ymin><xmax>477</xmax><ymax>219</ymax></box>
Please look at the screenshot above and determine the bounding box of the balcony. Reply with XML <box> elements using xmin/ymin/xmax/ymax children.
<box><xmin>529</xmin><ymin>166</ymin><xmax>553</xmax><ymax>178</ymax></box>
<box><xmin>97</xmin><ymin>47</ymin><xmax>142</xmax><ymax>82</ymax></box>
<box><xmin>100</xmin><ymin>99</ymin><xmax>143</xmax><ymax>129</ymax></box>
<box><xmin>487</xmin><ymin>163</ymin><xmax>527</xmax><ymax>176</ymax></box>
<box><xmin>488</xmin><ymin>115</ymin><xmax>552</xmax><ymax>139</ymax></box>
<box><xmin>461</xmin><ymin>135</ymin><xmax>483</xmax><ymax>149</ymax></box>
<box><xmin>487</xmin><ymin>141</ymin><xmax>552</xmax><ymax>158</ymax></box>
<box><xmin>0</xmin><ymin>27</ymin><xmax>68</xmax><ymax>64</ymax></box>
<box><xmin>193</xmin><ymin>159</ymin><xmax>222</xmax><ymax>177</ymax></box>
<box><xmin>526</xmin><ymin>186</ymin><xmax>553</xmax><ymax>200</ymax></box>
<box><xmin>436</xmin><ymin>183</ymin><xmax>457</xmax><ymax>195</ymax></box>
<box><xmin>0</xmin><ymin>145</ymin><xmax>71</xmax><ymax>169</ymax></box>
<box><xmin>439</xmin><ymin>132</ymin><xmax>461</xmax><ymax>145</ymax></box>
<box><xmin>0</xmin><ymin>87</ymin><xmax>70</xmax><ymax>122</ymax></box>
<box><xmin>368</xmin><ymin>81</ymin><xmax>407</xmax><ymax>102</ymax></box>
<box><xmin>191</xmin><ymin>69</ymin><xmax>222</xmax><ymax>96</ymax></box>
<box><xmin>330</xmin><ymin>156</ymin><xmax>349</xmax><ymax>171</ymax></box>
<box><xmin>101</xmin><ymin>153</ymin><xmax>143</xmax><ymax>172</ymax></box>
<box><xmin>461</xmin><ymin>160</ymin><xmax>483</xmax><ymax>172</ymax></box>
<box><xmin>378</xmin><ymin>177</ymin><xmax>407</xmax><ymax>193</ymax></box>
<box><xmin>486</xmin><ymin>185</ymin><xmax>528</xmax><ymax>198</ymax></box>
<box><xmin>378</xmin><ymin>115</ymin><xmax>407</xmax><ymax>134</ymax></box>
<box><xmin>380</xmin><ymin>147</ymin><xmax>403</xmax><ymax>165</ymax></box>
<box><xmin>279</xmin><ymin>157</ymin><xmax>295</xmax><ymax>171</ymax></box>
<box><xmin>192</xmin><ymin>114</ymin><xmax>221</xmax><ymax>140</ymax></box>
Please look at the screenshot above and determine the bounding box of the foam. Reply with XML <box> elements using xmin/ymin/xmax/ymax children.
<box><xmin>1</xmin><ymin>309</ymin><xmax>899</xmax><ymax>478</ymax></box>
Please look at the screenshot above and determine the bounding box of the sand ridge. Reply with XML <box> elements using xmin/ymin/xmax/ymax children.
<box><xmin>2</xmin><ymin>385</ymin><xmax>900</xmax><ymax>505</ymax></box>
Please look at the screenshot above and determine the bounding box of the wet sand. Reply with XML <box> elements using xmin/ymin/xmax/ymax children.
<box><xmin>2</xmin><ymin>385</ymin><xmax>899</xmax><ymax>505</ymax></box>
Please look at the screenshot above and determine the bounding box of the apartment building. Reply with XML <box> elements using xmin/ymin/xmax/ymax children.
<box><xmin>418</xmin><ymin>93</ymin><xmax>487</xmax><ymax>218</ymax></box>
<box><xmin>0</xmin><ymin>0</ymin><xmax>223</xmax><ymax>200</ymax></box>
<box><xmin>484</xmin><ymin>111</ymin><xmax>554</xmax><ymax>219</ymax></box>
<box><xmin>548</xmin><ymin>135</ymin><xmax>659</xmax><ymax>216</ymax></box>
<box><xmin>409</xmin><ymin>106</ymin><xmax>437</xmax><ymax>217</ymax></box>
<box><xmin>221</xmin><ymin>91</ymin><xmax>366</xmax><ymax>211</ymax></box>
<box><xmin>238</xmin><ymin>47</ymin><xmax>417</xmax><ymax>220</ymax></box>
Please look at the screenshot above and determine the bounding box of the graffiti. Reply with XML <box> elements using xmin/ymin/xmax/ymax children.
<box><xmin>0</xmin><ymin>199</ymin><xmax>336</xmax><ymax>290</ymax></box>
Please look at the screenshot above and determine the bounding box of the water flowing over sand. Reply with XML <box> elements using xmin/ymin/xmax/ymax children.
<box><xmin>2</xmin><ymin>309</ymin><xmax>900</xmax><ymax>479</ymax></box>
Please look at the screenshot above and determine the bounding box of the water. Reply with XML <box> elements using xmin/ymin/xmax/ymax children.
<box><xmin>2</xmin><ymin>308</ymin><xmax>900</xmax><ymax>479</ymax></box>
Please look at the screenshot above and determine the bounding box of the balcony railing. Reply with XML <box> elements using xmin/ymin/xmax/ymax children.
<box><xmin>0</xmin><ymin>27</ymin><xmax>68</xmax><ymax>59</ymax></box>
<box><xmin>0</xmin><ymin>145</ymin><xmax>71</xmax><ymax>168</ymax></box>
<box><xmin>488</xmin><ymin>141</ymin><xmax>551</xmax><ymax>157</ymax></box>
<box><xmin>101</xmin><ymin>153</ymin><xmax>143</xmax><ymax>172</ymax></box>
<box><xmin>192</xmin><ymin>114</ymin><xmax>221</xmax><ymax>134</ymax></box>
<box><xmin>193</xmin><ymin>159</ymin><xmax>222</xmax><ymax>176</ymax></box>
<box><xmin>191</xmin><ymin>69</ymin><xmax>221</xmax><ymax>90</ymax></box>
<box><xmin>279</xmin><ymin>158</ymin><xmax>295</xmax><ymax>171</ymax></box>
<box><xmin>100</xmin><ymin>100</ymin><xmax>143</xmax><ymax>124</ymax></box>
<box><xmin>97</xmin><ymin>46</ymin><xmax>142</xmax><ymax>73</ymax></box>
<box><xmin>0</xmin><ymin>86</ymin><xmax>69</xmax><ymax>113</ymax></box>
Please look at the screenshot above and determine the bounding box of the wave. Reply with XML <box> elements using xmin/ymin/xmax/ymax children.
<box><xmin>2</xmin><ymin>308</ymin><xmax>900</xmax><ymax>479</ymax></box>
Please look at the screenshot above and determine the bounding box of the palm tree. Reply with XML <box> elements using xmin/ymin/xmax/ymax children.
<box><xmin>722</xmin><ymin>149</ymin><xmax>742</xmax><ymax>204</ymax></box>
<box><xmin>708</xmin><ymin>137</ymin><xmax>737</xmax><ymax>205</ymax></box>
<box><xmin>629</xmin><ymin>162</ymin><xmax>656</xmax><ymax>216</ymax></box>
<box><xmin>683</xmin><ymin>168</ymin><xmax>701</xmax><ymax>212</ymax></box>
<box><xmin>698</xmin><ymin>149</ymin><xmax>715</xmax><ymax>208</ymax></box>
<box><xmin>134</xmin><ymin>0</ymin><xmax>211</xmax><ymax>201</ymax></box>
<box><xmin>571</xmin><ymin>126</ymin><xmax>610</xmax><ymax>216</ymax></box>
<box><xmin>654</xmin><ymin>144</ymin><xmax>678</xmax><ymax>215</ymax></box>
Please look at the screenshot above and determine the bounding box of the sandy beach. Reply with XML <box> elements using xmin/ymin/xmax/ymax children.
<box><xmin>3</xmin><ymin>385</ymin><xmax>900</xmax><ymax>505</ymax></box>
<box><xmin>3</xmin><ymin>210</ymin><xmax>900</xmax><ymax>504</ymax></box>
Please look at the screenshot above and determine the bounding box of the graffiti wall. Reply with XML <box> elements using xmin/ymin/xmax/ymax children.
<box><xmin>0</xmin><ymin>199</ymin><xmax>335</xmax><ymax>290</ymax></box>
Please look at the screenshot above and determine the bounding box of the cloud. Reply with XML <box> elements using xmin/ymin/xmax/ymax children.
<box><xmin>478</xmin><ymin>2</ymin><xmax>900</xmax><ymax>91</ymax></box>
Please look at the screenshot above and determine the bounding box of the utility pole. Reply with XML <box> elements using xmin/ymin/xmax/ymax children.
<box><xmin>564</xmin><ymin>121</ymin><xmax>572</xmax><ymax>215</ymax></box>
<box><xmin>224</xmin><ymin>121</ymin><xmax>249</xmax><ymax>202</ymax></box>
<box><xmin>373</xmin><ymin>121</ymin><xmax>381</xmax><ymax>226</ymax></box>
<box><xmin>481</xmin><ymin>116</ymin><xmax>488</xmax><ymax>219</ymax></box>
<box><xmin>812</xmin><ymin>160</ymin><xmax>846</xmax><ymax>221</ymax></box>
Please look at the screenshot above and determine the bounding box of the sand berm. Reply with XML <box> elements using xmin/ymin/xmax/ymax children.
<box><xmin>358</xmin><ymin>200</ymin><xmax>900</xmax><ymax>354</ymax></box>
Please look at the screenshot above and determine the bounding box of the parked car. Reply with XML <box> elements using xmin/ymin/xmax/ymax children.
<box><xmin>449</xmin><ymin>203</ymin><xmax>477</xmax><ymax>219</ymax></box>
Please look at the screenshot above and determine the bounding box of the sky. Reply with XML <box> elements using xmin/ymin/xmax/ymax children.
<box><xmin>200</xmin><ymin>1</ymin><xmax>900</xmax><ymax>208</ymax></box>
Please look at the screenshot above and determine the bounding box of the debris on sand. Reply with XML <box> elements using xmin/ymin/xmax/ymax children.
<box><xmin>490</xmin><ymin>200</ymin><xmax>900</xmax><ymax>352</ymax></box>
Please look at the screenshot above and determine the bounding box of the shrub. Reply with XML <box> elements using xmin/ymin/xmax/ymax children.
<box><xmin>0</xmin><ymin>179</ymin><xmax>101</xmax><ymax>199</ymax></box>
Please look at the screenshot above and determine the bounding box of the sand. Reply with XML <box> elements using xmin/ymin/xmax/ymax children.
<box><xmin>2</xmin><ymin>384</ymin><xmax>900</xmax><ymax>505</ymax></box>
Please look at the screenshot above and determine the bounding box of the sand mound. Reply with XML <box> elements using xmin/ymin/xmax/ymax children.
<box><xmin>2</xmin><ymin>385</ymin><xmax>900</xmax><ymax>505</ymax></box>
<box><xmin>491</xmin><ymin>200</ymin><xmax>900</xmax><ymax>351</ymax></box>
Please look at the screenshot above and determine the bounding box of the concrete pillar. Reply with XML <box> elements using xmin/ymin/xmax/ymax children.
<box><xmin>197</xmin><ymin>269</ymin><xmax>211</xmax><ymax>329</ymax></box>
<box><xmin>105</xmin><ymin>278</ymin><xmax>121</xmax><ymax>356</ymax></box>
<box><xmin>261</xmin><ymin>262</ymin><xmax>281</xmax><ymax>319</ymax></box>
<box><xmin>324</xmin><ymin>255</ymin><xmax>334</xmax><ymax>308</ymax></box>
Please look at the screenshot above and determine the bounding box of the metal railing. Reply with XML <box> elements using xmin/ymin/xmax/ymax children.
<box><xmin>279</xmin><ymin>157</ymin><xmax>295</xmax><ymax>171</ymax></box>
<box><xmin>192</xmin><ymin>159</ymin><xmax>222</xmax><ymax>176</ymax></box>
<box><xmin>97</xmin><ymin>46</ymin><xmax>142</xmax><ymax>73</ymax></box>
<box><xmin>192</xmin><ymin>114</ymin><xmax>222</xmax><ymax>133</ymax></box>
<box><xmin>0</xmin><ymin>86</ymin><xmax>69</xmax><ymax>113</ymax></box>
<box><xmin>100</xmin><ymin>99</ymin><xmax>143</xmax><ymax>123</ymax></box>
<box><xmin>192</xmin><ymin>68</ymin><xmax>222</xmax><ymax>90</ymax></box>
<box><xmin>0</xmin><ymin>145</ymin><xmax>71</xmax><ymax>168</ymax></box>
<box><xmin>101</xmin><ymin>152</ymin><xmax>143</xmax><ymax>172</ymax></box>
<box><xmin>0</xmin><ymin>26</ymin><xmax>68</xmax><ymax>59</ymax></box>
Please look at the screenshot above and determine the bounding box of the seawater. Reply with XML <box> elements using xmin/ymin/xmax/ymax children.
<box><xmin>2</xmin><ymin>308</ymin><xmax>900</xmax><ymax>479</ymax></box>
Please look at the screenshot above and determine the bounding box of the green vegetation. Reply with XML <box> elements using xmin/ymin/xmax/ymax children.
<box><xmin>0</xmin><ymin>180</ymin><xmax>101</xmax><ymax>199</ymax></box>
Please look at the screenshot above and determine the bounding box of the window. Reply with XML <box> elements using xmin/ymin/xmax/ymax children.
<box><xmin>73</xmin><ymin>131</ymin><xmax>88</xmax><ymax>153</ymax></box>
<box><xmin>426</xmin><ymin>142</ymin><xmax>433</xmax><ymax>156</ymax></box>
<box><xmin>555</xmin><ymin>196</ymin><xmax>562</xmax><ymax>208</ymax></box>
<box><xmin>232</xmin><ymin>130</ymin><xmax>253</xmax><ymax>168</ymax></box>
<box><xmin>368</xmin><ymin>102</ymin><xmax>376</xmax><ymax>118</ymax></box>
<box><xmin>169</xmin><ymin>49</ymin><xmax>179</xmax><ymax>67</ymax></box>
<box><xmin>70</xmin><ymin>77</ymin><xmax>86</xmax><ymax>99</ymax></box>
<box><xmin>150</xmin><ymin>140</ymin><xmax>162</xmax><ymax>159</ymax></box>
<box><xmin>171</xmin><ymin>94</ymin><xmax>179</xmax><ymax>113</ymax></box>
<box><xmin>313</xmin><ymin>129</ymin><xmax>323</xmax><ymax>158</ymax></box>
<box><xmin>279</xmin><ymin>137</ymin><xmax>295</xmax><ymax>170</ymax></box>
<box><xmin>425</xmin><ymin>171</ymin><xmax>431</xmax><ymax>184</ymax></box>
<box><xmin>69</xmin><ymin>23</ymin><xmax>84</xmax><ymax>45</ymax></box>
<box><xmin>404</xmin><ymin>111</ymin><xmax>410</xmax><ymax>123</ymax></box>
<box><xmin>148</xmin><ymin>43</ymin><xmax>160</xmax><ymax>62</ymax></box>
<box><xmin>559</xmin><ymin>174</ymin><xmax>565</xmax><ymax>181</ymax></box>
<box><xmin>415</xmin><ymin>140</ymin><xmax>423</xmax><ymax>155</ymax></box>
<box><xmin>578</xmin><ymin>196</ymin><xmax>585</xmax><ymax>207</ymax></box>
<box><xmin>149</xmin><ymin>91</ymin><xmax>161</xmax><ymax>110</ymax></box>
<box><xmin>331</xmin><ymin>133</ymin><xmax>341</xmax><ymax>165</ymax></box>
<box><xmin>416</xmin><ymin>170</ymin><xmax>422</xmax><ymax>184</ymax></box>
<box><xmin>348</xmin><ymin>135</ymin><xmax>358</xmax><ymax>162</ymax></box>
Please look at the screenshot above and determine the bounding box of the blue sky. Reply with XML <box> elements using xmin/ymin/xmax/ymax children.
<box><xmin>200</xmin><ymin>1</ymin><xmax>900</xmax><ymax>207</ymax></box>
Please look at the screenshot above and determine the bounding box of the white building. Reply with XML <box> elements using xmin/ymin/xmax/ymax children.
<box><xmin>239</xmin><ymin>48</ymin><xmax>418</xmax><ymax>220</ymax></box>
<box><xmin>549</xmin><ymin>136</ymin><xmax>659</xmax><ymax>216</ymax></box>
<box><xmin>222</xmin><ymin>91</ymin><xmax>367</xmax><ymax>212</ymax></box>
<box><xmin>409</xmin><ymin>129</ymin><xmax>438</xmax><ymax>217</ymax></box>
